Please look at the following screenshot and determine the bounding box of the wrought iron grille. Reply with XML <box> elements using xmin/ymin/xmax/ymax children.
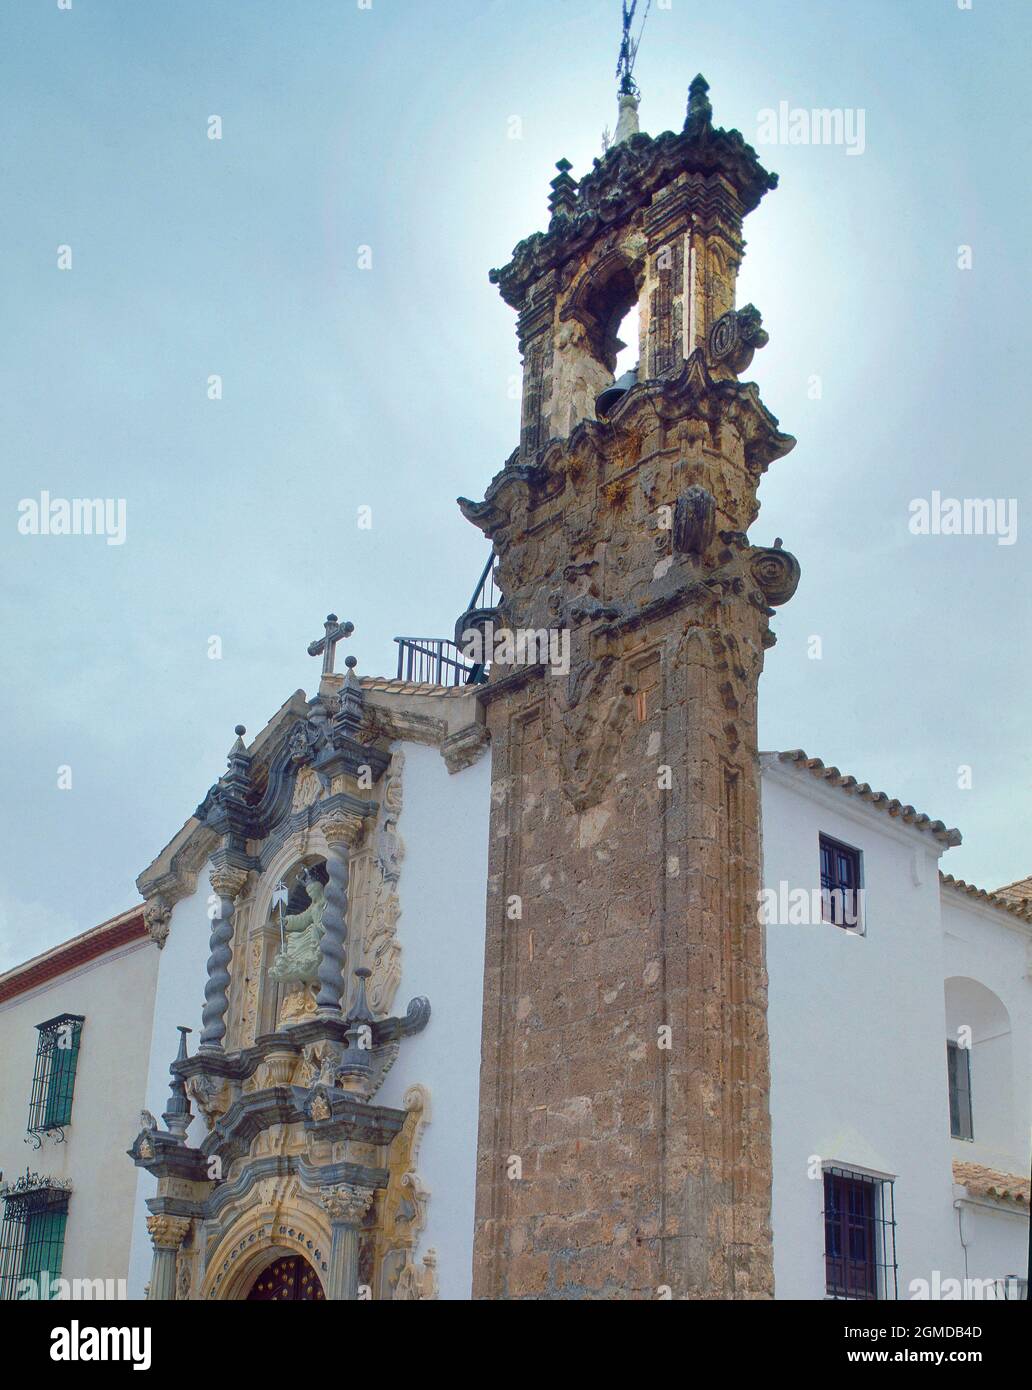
<box><xmin>26</xmin><ymin>1013</ymin><xmax>84</xmax><ymax>1140</ymax></box>
<box><xmin>0</xmin><ymin>1173</ymin><xmax>71</xmax><ymax>1300</ymax></box>
<box><xmin>823</xmin><ymin>1167</ymin><xmax>898</xmax><ymax>1300</ymax></box>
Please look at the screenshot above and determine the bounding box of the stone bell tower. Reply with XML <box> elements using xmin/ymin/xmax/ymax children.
<box><xmin>459</xmin><ymin>76</ymin><xmax>801</xmax><ymax>1299</ymax></box>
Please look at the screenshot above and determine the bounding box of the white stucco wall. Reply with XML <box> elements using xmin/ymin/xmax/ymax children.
<box><xmin>375</xmin><ymin>741</ymin><xmax>491</xmax><ymax>1299</ymax></box>
<box><xmin>762</xmin><ymin>760</ymin><xmax>960</xmax><ymax>1300</ymax></box>
<box><xmin>126</xmin><ymin>882</ymin><xmax>213</xmax><ymax>1297</ymax></box>
<box><xmin>941</xmin><ymin>888</ymin><xmax>1031</xmax><ymax>1288</ymax></box>
<box><xmin>0</xmin><ymin>936</ymin><xmax>158</xmax><ymax>1291</ymax></box>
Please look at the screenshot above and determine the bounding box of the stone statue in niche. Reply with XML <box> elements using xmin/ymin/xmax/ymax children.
<box><xmin>269</xmin><ymin>867</ymin><xmax>327</xmax><ymax>1024</ymax></box>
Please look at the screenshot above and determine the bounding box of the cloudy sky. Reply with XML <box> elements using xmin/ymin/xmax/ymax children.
<box><xmin>1</xmin><ymin>0</ymin><xmax>1028</xmax><ymax>970</ymax></box>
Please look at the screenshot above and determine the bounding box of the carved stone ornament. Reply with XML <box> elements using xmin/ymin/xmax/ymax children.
<box><xmin>186</xmin><ymin>1073</ymin><xmax>232</xmax><ymax>1131</ymax></box>
<box><xmin>673</xmin><ymin>484</ymin><xmax>718</xmax><ymax>557</ymax></box>
<box><xmin>209</xmin><ymin>865</ymin><xmax>249</xmax><ymax>900</ymax></box>
<box><xmin>146</xmin><ymin>1214</ymin><xmax>192</xmax><ymax>1252</ymax></box>
<box><xmin>319</xmin><ymin>1183</ymin><xmax>375</xmax><ymax>1226</ymax></box>
<box><xmin>749</xmin><ymin>539</ymin><xmax>801</xmax><ymax>607</ymax></box>
<box><xmin>319</xmin><ymin>809</ymin><xmax>365</xmax><ymax>848</ymax></box>
<box><xmin>143</xmin><ymin>896</ymin><xmax>172</xmax><ymax>949</ymax></box>
<box><xmin>708</xmin><ymin>304</ymin><xmax>769</xmax><ymax>375</ymax></box>
<box><xmin>393</xmin><ymin>1248</ymin><xmax>438</xmax><ymax>1301</ymax></box>
<box><xmin>548</xmin><ymin>659</ymin><xmax>635</xmax><ymax>813</ymax></box>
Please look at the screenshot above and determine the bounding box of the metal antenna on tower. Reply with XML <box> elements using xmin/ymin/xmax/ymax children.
<box><xmin>616</xmin><ymin>0</ymin><xmax>652</xmax><ymax>97</ymax></box>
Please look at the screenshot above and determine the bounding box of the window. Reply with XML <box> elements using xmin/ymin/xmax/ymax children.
<box><xmin>947</xmin><ymin>1039</ymin><xmax>974</xmax><ymax>1140</ymax></box>
<box><xmin>0</xmin><ymin>1174</ymin><xmax>70</xmax><ymax>1300</ymax></box>
<box><xmin>27</xmin><ymin>1014</ymin><xmax>84</xmax><ymax>1138</ymax></box>
<box><xmin>823</xmin><ymin>1168</ymin><xmax>897</xmax><ymax>1300</ymax></box>
<box><xmin>819</xmin><ymin>834</ymin><xmax>863</xmax><ymax>930</ymax></box>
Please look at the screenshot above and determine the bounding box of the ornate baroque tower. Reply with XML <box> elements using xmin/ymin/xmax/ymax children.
<box><xmin>459</xmin><ymin>77</ymin><xmax>801</xmax><ymax>1299</ymax></box>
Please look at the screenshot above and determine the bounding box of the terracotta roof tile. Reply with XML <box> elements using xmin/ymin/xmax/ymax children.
<box><xmin>771</xmin><ymin>750</ymin><xmax>962</xmax><ymax>847</ymax></box>
<box><xmin>940</xmin><ymin>873</ymin><xmax>1032</xmax><ymax>925</ymax></box>
<box><xmin>953</xmin><ymin>1161</ymin><xmax>1030</xmax><ymax>1207</ymax></box>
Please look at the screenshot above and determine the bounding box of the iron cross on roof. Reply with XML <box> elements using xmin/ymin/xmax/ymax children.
<box><xmin>307</xmin><ymin>613</ymin><xmax>354</xmax><ymax>676</ymax></box>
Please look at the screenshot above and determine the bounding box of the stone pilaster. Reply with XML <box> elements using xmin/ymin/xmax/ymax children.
<box><xmin>145</xmin><ymin>1215</ymin><xmax>191</xmax><ymax>1301</ymax></box>
<box><xmin>319</xmin><ymin>1183</ymin><xmax>375</xmax><ymax>1300</ymax></box>
<box><xmin>316</xmin><ymin>810</ymin><xmax>364</xmax><ymax>1015</ymax></box>
<box><xmin>199</xmin><ymin>864</ymin><xmax>247</xmax><ymax>1051</ymax></box>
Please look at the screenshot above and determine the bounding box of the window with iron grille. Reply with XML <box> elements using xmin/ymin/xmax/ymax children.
<box><xmin>947</xmin><ymin>1039</ymin><xmax>974</xmax><ymax>1140</ymax></box>
<box><xmin>0</xmin><ymin>1174</ymin><xmax>71</xmax><ymax>1300</ymax></box>
<box><xmin>823</xmin><ymin>1168</ymin><xmax>897</xmax><ymax>1300</ymax></box>
<box><xmin>27</xmin><ymin>1014</ymin><xmax>84</xmax><ymax>1139</ymax></box>
<box><xmin>819</xmin><ymin>834</ymin><xmax>863</xmax><ymax>930</ymax></box>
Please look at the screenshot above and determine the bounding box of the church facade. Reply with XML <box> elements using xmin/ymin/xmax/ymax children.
<box><xmin>1</xmin><ymin>78</ymin><xmax>1028</xmax><ymax>1302</ymax></box>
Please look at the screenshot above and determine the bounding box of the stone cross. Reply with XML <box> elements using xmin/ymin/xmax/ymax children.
<box><xmin>308</xmin><ymin>614</ymin><xmax>354</xmax><ymax>676</ymax></box>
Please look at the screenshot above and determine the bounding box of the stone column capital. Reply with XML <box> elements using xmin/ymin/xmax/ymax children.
<box><xmin>146</xmin><ymin>1214</ymin><xmax>191</xmax><ymax>1252</ymax></box>
<box><xmin>320</xmin><ymin>809</ymin><xmax>366</xmax><ymax>849</ymax></box>
<box><xmin>318</xmin><ymin>1183</ymin><xmax>375</xmax><ymax>1226</ymax></box>
<box><xmin>209</xmin><ymin>864</ymin><xmax>249</xmax><ymax>899</ymax></box>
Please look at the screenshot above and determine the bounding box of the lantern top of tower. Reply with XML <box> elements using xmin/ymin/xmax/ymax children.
<box><xmin>489</xmin><ymin>75</ymin><xmax>778</xmax><ymax>311</ymax></box>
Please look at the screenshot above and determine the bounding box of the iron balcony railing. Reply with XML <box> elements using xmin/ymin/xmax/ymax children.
<box><xmin>393</xmin><ymin>552</ymin><xmax>501</xmax><ymax>687</ymax></box>
<box><xmin>393</xmin><ymin>636</ymin><xmax>482</xmax><ymax>686</ymax></box>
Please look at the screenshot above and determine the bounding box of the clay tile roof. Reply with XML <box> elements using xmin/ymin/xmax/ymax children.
<box><xmin>0</xmin><ymin>906</ymin><xmax>147</xmax><ymax>1006</ymax></box>
<box><xmin>940</xmin><ymin>873</ymin><xmax>1032</xmax><ymax>925</ymax></box>
<box><xmin>773</xmin><ymin>750</ymin><xmax>962</xmax><ymax>847</ymax></box>
<box><xmin>953</xmin><ymin>1161</ymin><xmax>1030</xmax><ymax>1207</ymax></box>
<box><xmin>359</xmin><ymin>678</ymin><xmax>477</xmax><ymax>698</ymax></box>
<box><xmin>995</xmin><ymin>875</ymin><xmax>1032</xmax><ymax>909</ymax></box>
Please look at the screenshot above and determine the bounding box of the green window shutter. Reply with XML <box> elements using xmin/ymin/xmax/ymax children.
<box><xmin>43</xmin><ymin>1024</ymin><xmax>81</xmax><ymax>1129</ymax></box>
<box><xmin>20</xmin><ymin>1206</ymin><xmax>68</xmax><ymax>1298</ymax></box>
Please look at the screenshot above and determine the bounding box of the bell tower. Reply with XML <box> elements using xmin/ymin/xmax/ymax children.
<box><xmin>460</xmin><ymin>77</ymin><xmax>800</xmax><ymax>1299</ymax></box>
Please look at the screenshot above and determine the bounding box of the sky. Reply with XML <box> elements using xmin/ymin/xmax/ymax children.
<box><xmin>1</xmin><ymin>0</ymin><xmax>1029</xmax><ymax>971</ymax></box>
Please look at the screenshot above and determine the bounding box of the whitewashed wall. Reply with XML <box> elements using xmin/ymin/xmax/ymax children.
<box><xmin>126</xmin><ymin>883</ymin><xmax>213</xmax><ymax>1297</ymax></box>
<box><xmin>375</xmin><ymin>740</ymin><xmax>491</xmax><ymax>1299</ymax></box>
<box><xmin>942</xmin><ymin>887</ymin><xmax>1031</xmax><ymax>1288</ymax></box>
<box><xmin>0</xmin><ymin>937</ymin><xmax>158</xmax><ymax>1291</ymax></box>
<box><xmin>761</xmin><ymin>758</ymin><xmax>959</xmax><ymax>1300</ymax></box>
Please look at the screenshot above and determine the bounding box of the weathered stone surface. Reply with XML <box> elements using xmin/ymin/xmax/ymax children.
<box><xmin>463</xmin><ymin>86</ymin><xmax>797</xmax><ymax>1300</ymax></box>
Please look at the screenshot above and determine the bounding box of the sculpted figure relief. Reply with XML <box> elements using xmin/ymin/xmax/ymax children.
<box><xmin>269</xmin><ymin>868</ymin><xmax>327</xmax><ymax>1023</ymax></box>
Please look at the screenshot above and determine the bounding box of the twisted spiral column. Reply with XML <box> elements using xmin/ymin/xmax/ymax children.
<box><xmin>316</xmin><ymin>811</ymin><xmax>364</xmax><ymax>1015</ymax></box>
<box><xmin>200</xmin><ymin>864</ymin><xmax>247</xmax><ymax>1051</ymax></box>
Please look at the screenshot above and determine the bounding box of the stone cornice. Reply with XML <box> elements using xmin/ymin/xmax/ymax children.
<box><xmin>459</xmin><ymin>353</ymin><xmax>795</xmax><ymax>539</ymax></box>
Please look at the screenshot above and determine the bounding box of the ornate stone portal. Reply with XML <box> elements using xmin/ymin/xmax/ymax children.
<box><xmin>460</xmin><ymin>77</ymin><xmax>799</xmax><ymax>1299</ymax></box>
<box><xmin>129</xmin><ymin>633</ymin><xmax>436</xmax><ymax>1299</ymax></box>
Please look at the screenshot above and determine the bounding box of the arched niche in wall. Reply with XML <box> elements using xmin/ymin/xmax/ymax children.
<box><xmin>944</xmin><ymin>976</ymin><xmax>1014</xmax><ymax>1162</ymax></box>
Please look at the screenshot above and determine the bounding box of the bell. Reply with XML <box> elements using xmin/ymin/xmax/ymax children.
<box><xmin>595</xmin><ymin>367</ymin><xmax>638</xmax><ymax>418</ymax></box>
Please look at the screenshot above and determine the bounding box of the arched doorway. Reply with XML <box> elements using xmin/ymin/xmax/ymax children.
<box><xmin>246</xmin><ymin>1255</ymin><xmax>325</xmax><ymax>1301</ymax></box>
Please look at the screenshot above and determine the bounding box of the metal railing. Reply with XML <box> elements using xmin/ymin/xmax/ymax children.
<box><xmin>394</xmin><ymin>636</ymin><xmax>481</xmax><ymax>686</ymax></box>
<box><xmin>466</xmin><ymin>552</ymin><xmax>500</xmax><ymax>613</ymax></box>
<box><xmin>392</xmin><ymin>552</ymin><xmax>500</xmax><ymax>687</ymax></box>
